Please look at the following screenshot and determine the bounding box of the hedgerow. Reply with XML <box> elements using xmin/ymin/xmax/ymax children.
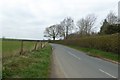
<box><xmin>52</xmin><ymin>33</ymin><xmax>119</xmax><ymax>54</ymax></box>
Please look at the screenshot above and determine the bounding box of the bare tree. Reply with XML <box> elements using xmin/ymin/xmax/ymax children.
<box><xmin>77</xmin><ymin>18</ymin><xmax>86</xmax><ymax>35</ymax></box>
<box><xmin>106</xmin><ymin>11</ymin><xmax>117</xmax><ymax>24</ymax></box>
<box><xmin>44</xmin><ymin>25</ymin><xmax>59</xmax><ymax>40</ymax></box>
<box><xmin>85</xmin><ymin>14</ymin><xmax>97</xmax><ymax>34</ymax></box>
<box><xmin>77</xmin><ymin>14</ymin><xmax>97</xmax><ymax>35</ymax></box>
<box><xmin>56</xmin><ymin>24</ymin><xmax>65</xmax><ymax>38</ymax></box>
<box><xmin>57</xmin><ymin>23</ymin><xmax>66</xmax><ymax>39</ymax></box>
<box><xmin>60</xmin><ymin>17</ymin><xmax>74</xmax><ymax>39</ymax></box>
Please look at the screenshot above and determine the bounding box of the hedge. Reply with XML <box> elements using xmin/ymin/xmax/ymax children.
<box><xmin>52</xmin><ymin>33</ymin><xmax>119</xmax><ymax>54</ymax></box>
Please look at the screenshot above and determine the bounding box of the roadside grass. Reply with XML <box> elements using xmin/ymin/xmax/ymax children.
<box><xmin>3</xmin><ymin>44</ymin><xmax>52</xmax><ymax>78</ymax></box>
<box><xmin>67</xmin><ymin>45</ymin><xmax>119</xmax><ymax>62</ymax></box>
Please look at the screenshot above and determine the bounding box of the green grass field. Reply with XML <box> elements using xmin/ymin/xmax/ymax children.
<box><xmin>3</xmin><ymin>40</ymin><xmax>21</xmax><ymax>58</ymax></box>
<box><xmin>2</xmin><ymin>40</ymin><xmax>36</xmax><ymax>58</ymax></box>
<box><xmin>3</xmin><ymin>44</ymin><xmax>52</xmax><ymax>78</ymax></box>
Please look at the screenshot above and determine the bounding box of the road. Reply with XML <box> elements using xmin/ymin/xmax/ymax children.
<box><xmin>51</xmin><ymin>43</ymin><xmax>118</xmax><ymax>78</ymax></box>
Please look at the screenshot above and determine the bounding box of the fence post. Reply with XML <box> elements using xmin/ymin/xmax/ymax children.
<box><xmin>20</xmin><ymin>40</ymin><xmax>23</xmax><ymax>55</ymax></box>
<box><xmin>42</xmin><ymin>42</ymin><xmax>46</xmax><ymax>48</ymax></box>
<box><xmin>41</xmin><ymin>41</ymin><xmax>42</xmax><ymax>49</ymax></box>
<box><xmin>34</xmin><ymin>41</ymin><xmax>38</xmax><ymax>51</ymax></box>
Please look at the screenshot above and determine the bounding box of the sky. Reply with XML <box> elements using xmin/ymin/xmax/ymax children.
<box><xmin>0</xmin><ymin>0</ymin><xmax>119</xmax><ymax>40</ymax></box>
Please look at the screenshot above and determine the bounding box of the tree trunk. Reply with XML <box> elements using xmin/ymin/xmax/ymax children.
<box><xmin>53</xmin><ymin>36</ymin><xmax>55</xmax><ymax>40</ymax></box>
<box><xmin>66</xmin><ymin>26</ymin><xmax>69</xmax><ymax>39</ymax></box>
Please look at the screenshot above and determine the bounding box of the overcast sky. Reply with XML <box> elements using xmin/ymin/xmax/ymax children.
<box><xmin>0</xmin><ymin>0</ymin><xmax>119</xmax><ymax>40</ymax></box>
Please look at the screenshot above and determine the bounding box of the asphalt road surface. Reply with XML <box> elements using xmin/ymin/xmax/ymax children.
<box><xmin>51</xmin><ymin>43</ymin><xmax>118</xmax><ymax>78</ymax></box>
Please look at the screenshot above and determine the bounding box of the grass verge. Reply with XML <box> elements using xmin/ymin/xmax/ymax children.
<box><xmin>3</xmin><ymin>44</ymin><xmax>52</xmax><ymax>78</ymax></box>
<box><xmin>67</xmin><ymin>45</ymin><xmax>119</xmax><ymax>62</ymax></box>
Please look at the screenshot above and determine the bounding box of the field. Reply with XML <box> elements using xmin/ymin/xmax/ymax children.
<box><xmin>2</xmin><ymin>39</ymin><xmax>52</xmax><ymax>78</ymax></box>
<box><xmin>2</xmin><ymin>40</ymin><xmax>36</xmax><ymax>59</ymax></box>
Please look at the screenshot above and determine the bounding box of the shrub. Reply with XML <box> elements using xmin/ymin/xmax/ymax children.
<box><xmin>53</xmin><ymin>33</ymin><xmax>119</xmax><ymax>54</ymax></box>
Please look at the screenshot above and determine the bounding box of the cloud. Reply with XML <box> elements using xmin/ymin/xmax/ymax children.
<box><xmin>0</xmin><ymin>0</ymin><xmax>119</xmax><ymax>39</ymax></box>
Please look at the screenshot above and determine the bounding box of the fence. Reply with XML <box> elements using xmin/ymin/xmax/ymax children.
<box><xmin>19</xmin><ymin>40</ymin><xmax>47</xmax><ymax>55</ymax></box>
<box><xmin>2</xmin><ymin>40</ymin><xmax>48</xmax><ymax>59</ymax></box>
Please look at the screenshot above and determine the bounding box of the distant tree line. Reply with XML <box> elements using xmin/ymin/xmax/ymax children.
<box><xmin>44</xmin><ymin>11</ymin><xmax>120</xmax><ymax>40</ymax></box>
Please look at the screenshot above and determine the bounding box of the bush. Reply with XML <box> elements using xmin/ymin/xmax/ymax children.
<box><xmin>53</xmin><ymin>33</ymin><xmax>119</xmax><ymax>54</ymax></box>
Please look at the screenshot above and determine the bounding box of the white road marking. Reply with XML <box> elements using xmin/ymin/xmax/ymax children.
<box><xmin>67</xmin><ymin>51</ymin><xmax>81</xmax><ymax>60</ymax></box>
<box><xmin>99</xmin><ymin>69</ymin><xmax>117</xmax><ymax>78</ymax></box>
